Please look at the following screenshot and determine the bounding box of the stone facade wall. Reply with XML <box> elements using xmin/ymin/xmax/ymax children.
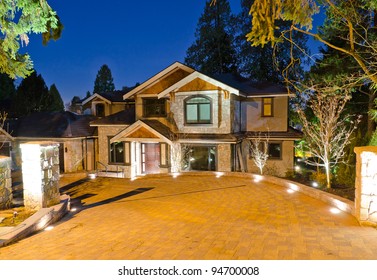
<box><xmin>0</xmin><ymin>156</ymin><xmax>12</xmax><ymax>210</ymax></box>
<box><xmin>97</xmin><ymin>126</ymin><xmax>128</xmax><ymax>172</ymax></box>
<box><xmin>241</xmin><ymin>96</ymin><xmax>288</xmax><ymax>132</ymax></box>
<box><xmin>354</xmin><ymin>146</ymin><xmax>377</xmax><ymax>226</ymax></box>
<box><xmin>63</xmin><ymin>140</ymin><xmax>84</xmax><ymax>172</ymax></box>
<box><xmin>217</xmin><ymin>144</ymin><xmax>232</xmax><ymax>172</ymax></box>
<box><xmin>21</xmin><ymin>143</ymin><xmax>61</xmax><ymax>210</ymax></box>
<box><xmin>170</xmin><ymin>91</ymin><xmax>232</xmax><ymax>134</ymax></box>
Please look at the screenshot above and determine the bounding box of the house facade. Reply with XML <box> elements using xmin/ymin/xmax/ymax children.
<box><xmin>88</xmin><ymin>62</ymin><xmax>301</xmax><ymax>178</ymax></box>
<box><xmin>3</xmin><ymin>111</ymin><xmax>98</xmax><ymax>173</ymax></box>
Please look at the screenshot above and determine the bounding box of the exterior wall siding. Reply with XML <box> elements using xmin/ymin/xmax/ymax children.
<box><xmin>97</xmin><ymin>126</ymin><xmax>128</xmax><ymax>172</ymax></box>
<box><xmin>246</xmin><ymin>140</ymin><xmax>294</xmax><ymax>177</ymax></box>
<box><xmin>241</xmin><ymin>96</ymin><xmax>288</xmax><ymax>132</ymax></box>
<box><xmin>217</xmin><ymin>144</ymin><xmax>232</xmax><ymax>172</ymax></box>
<box><xmin>170</xmin><ymin>91</ymin><xmax>231</xmax><ymax>134</ymax></box>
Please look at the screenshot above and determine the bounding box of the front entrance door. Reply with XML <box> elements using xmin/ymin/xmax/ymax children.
<box><xmin>141</xmin><ymin>143</ymin><xmax>160</xmax><ymax>174</ymax></box>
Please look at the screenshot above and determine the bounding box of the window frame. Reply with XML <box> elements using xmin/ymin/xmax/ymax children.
<box><xmin>95</xmin><ymin>103</ymin><xmax>105</xmax><ymax>117</ymax></box>
<box><xmin>267</xmin><ymin>142</ymin><xmax>282</xmax><ymax>160</ymax></box>
<box><xmin>184</xmin><ymin>95</ymin><xmax>212</xmax><ymax>125</ymax></box>
<box><xmin>142</xmin><ymin>97</ymin><xmax>167</xmax><ymax>117</ymax></box>
<box><xmin>262</xmin><ymin>97</ymin><xmax>274</xmax><ymax>117</ymax></box>
<box><xmin>108</xmin><ymin>137</ymin><xmax>125</xmax><ymax>164</ymax></box>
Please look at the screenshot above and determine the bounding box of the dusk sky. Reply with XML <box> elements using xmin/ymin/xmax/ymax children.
<box><xmin>23</xmin><ymin>0</ymin><xmax>322</xmax><ymax>104</ymax></box>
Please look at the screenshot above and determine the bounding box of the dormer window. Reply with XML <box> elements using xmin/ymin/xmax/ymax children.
<box><xmin>185</xmin><ymin>95</ymin><xmax>212</xmax><ymax>124</ymax></box>
<box><xmin>143</xmin><ymin>98</ymin><xmax>166</xmax><ymax>117</ymax></box>
<box><xmin>96</xmin><ymin>103</ymin><xmax>105</xmax><ymax>117</ymax></box>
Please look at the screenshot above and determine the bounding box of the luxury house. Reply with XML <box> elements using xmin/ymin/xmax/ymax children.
<box><xmin>0</xmin><ymin>62</ymin><xmax>301</xmax><ymax>178</ymax></box>
<box><xmin>87</xmin><ymin>62</ymin><xmax>301</xmax><ymax>178</ymax></box>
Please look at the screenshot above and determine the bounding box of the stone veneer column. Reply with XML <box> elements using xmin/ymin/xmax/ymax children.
<box><xmin>0</xmin><ymin>156</ymin><xmax>12</xmax><ymax>210</ymax></box>
<box><xmin>354</xmin><ymin>146</ymin><xmax>377</xmax><ymax>226</ymax></box>
<box><xmin>21</xmin><ymin>143</ymin><xmax>61</xmax><ymax>211</ymax></box>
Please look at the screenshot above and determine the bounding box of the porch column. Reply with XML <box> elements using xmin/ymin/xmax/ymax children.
<box><xmin>21</xmin><ymin>142</ymin><xmax>61</xmax><ymax>211</ymax></box>
<box><xmin>354</xmin><ymin>146</ymin><xmax>377</xmax><ymax>226</ymax></box>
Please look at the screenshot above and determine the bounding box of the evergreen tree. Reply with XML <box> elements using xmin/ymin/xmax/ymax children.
<box><xmin>185</xmin><ymin>0</ymin><xmax>237</xmax><ymax>75</ymax></box>
<box><xmin>0</xmin><ymin>0</ymin><xmax>62</xmax><ymax>78</ymax></box>
<box><xmin>47</xmin><ymin>84</ymin><xmax>64</xmax><ymax>112</ymax></box>
<box><xmin>13</xmin><ymin>71</ymin><xmax>50</xmax><ymax>116</ymax></box>
<box><xmin>0</xmin><ymin>73</ymin><xmax>16</xmax><ymax>114</ymax></box>
<box><xmin>93</xmin><ymin>64</ymin><xmax>115</xmax><ymax>94</ymax></box>
<box><xmin>236</xmin><ymin>0</ymin><xmax>309</xmax><ymax>82</ymax></box>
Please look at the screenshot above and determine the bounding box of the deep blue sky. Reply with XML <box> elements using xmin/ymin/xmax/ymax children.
<box><xmin>24</xmin><ymin>1</ymin><xmax>322</xmax><ymax>104</ymax></box>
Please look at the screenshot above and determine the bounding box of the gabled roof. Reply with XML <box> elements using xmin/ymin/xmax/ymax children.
<box><xmin>90</xmin><ymin>107</ymin><xmax>136</xmax><ymax>126</ymax></box>
<box><xmin>11</xmin><ymin>111</ymin><xmax>97</xmax><ymax>139</ymax></box>
<box><xmin>123</xmin><ymin>62</ymin><xmax>195</xmax><ymax>99</ymax></box>
<box><xmin>110</xmin><ymin>119</ymin><xmax>174</xmax><ymax>144</ymax></box>
<box><xmin>157</xmin><ymin>71</ymin><xmax>239</xmax><ymax>98</ymax></box>
<box><xmin>81</xmin><ymin>90</ymin><xmax>134</xmax><ymax>106</ymax></box>
<box><xmin>212</xmin><ymin>73</ymin><xmax>289</xmax><ymax>97</ymax></box>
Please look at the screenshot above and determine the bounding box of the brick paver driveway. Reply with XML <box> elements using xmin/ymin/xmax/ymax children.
<box><xmin>1</xmin><ymin>174</ymin><xmax>377</xmax><ymax>260</ymax></box>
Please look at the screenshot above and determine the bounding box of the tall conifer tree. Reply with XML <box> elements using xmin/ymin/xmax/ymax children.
<box><xmin>236</xmin><ymin>0</ymin><xmax>308</xmax><ymax>82</ymax></box>
<box><xmin>185</xmin><ymin>0</ymin><xmax>236</xmax><ymax>75</ymax></box>
<box><xmin>93</xmin><ymin>64</ymin><xmax>115</xmax><ymax>94</ymax></box>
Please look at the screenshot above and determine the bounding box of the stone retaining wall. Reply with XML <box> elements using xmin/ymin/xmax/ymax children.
<box><xmin>0</xmin><ymin>156</ymin><xmax>12</xmax><ymax>210</ymax></box>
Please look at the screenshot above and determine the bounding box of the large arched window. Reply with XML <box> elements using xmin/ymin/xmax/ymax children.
<box><xmin>185</xmin><ymin>95</ymin><xmax>212</xmax><ymax>124</ymax></box>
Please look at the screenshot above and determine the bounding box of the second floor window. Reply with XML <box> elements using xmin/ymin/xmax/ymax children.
<box><xmin>143</xmin><ymin>98</ymin><xmax>166</xmax><ymax>117</ymax></box>
<box><xmin>96</xmin><ymin>103</ymin><xmax>105</xmax><ymax>117</ymax></box>
<box><xmin>262</xmin><ymin>97</ymin><xmax>273</xmax><ymax>117</ymax></box>
<box><xmin>185</xmin><ymin>96</ymin><xmax>212</xmax><ymax>124</ymax></box>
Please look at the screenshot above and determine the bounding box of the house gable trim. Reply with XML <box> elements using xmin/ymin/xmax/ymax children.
<box><xmin>81</xmin><ymin>93</ymin><xmax>112</xmax><ymax>105</ymax></box>
<box><xmin>110</xmin><ymin>120</ymin><xmax>172</xmax><ymax>145</ymax></box>
<box><xmin>123</xmin><ymin>62</ymin><xmax>195</xmax><ymax>100</ymax></box>
<box><xmin>157</xmin><ymin>72</ymin><xmax>239</xmax><ymax>99</ymax></box>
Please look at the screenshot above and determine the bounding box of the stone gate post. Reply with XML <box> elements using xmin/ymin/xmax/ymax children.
<box><xmin>21</xmin><ymin>142</ymin><xmax>61</xmax><ymax>211</ymax></box>
<box><xmin>354</xmin><ymin>146</ymin><xmax>377</xmax><ymax>226</ymax></box>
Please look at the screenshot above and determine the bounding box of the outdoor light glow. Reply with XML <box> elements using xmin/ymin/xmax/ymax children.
<box><xmin>330</xmin><ymin>207</ymin><xmax>341</xmax><ymax>214</ymax></box>
<box><xmin>44</xmin><ymin>226</ymin><xmax>54</xmax><ymax>231</ymax></box>
<box><xmin>215</xmin><ymin>172</ymin><xmax>224</xmax><ymax>178</ymax></box>
<box><xmin>312</xmin><ymin>182</ymin><xmax>319</xmax><ymax>188</ymax></box>
<box><xmin>295</xmin><ymin>165</ymin><xmax>301</xmax><ymax>171</ymax></box>
<box><xmin>190</xmin><ymin>157</ymin><xmax>195</xmax><ymax>162</ymax></box>
<box><xmin>253</xmin><ymin>175</ymin><xmax>263</xmax><ymax>183</ymax></box>
<box><xmin>288</xmin><ymin>183</ymin><xmax>299</xmax><ymax>191</ymax></box>
<box><xmin>172</xmin><ymin>172</ymin><xmax>180</xmax><ymax>178</ymax></box>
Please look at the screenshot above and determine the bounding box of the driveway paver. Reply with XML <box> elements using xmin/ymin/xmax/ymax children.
<box><xmin>1</xmin><ymin>174</ymin><xmax>377</xmax><ymax>260</ymax></box>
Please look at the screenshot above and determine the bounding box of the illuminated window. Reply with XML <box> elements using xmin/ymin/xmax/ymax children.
<box><xmin>185</xmin><ymin>96</ymin><xmax>212</xmax><ymax>124</ymax></box>
<box><xmin>262</xmin><ymin>98</ymin><xmax>273</xmax><ymax>117</ymax></box>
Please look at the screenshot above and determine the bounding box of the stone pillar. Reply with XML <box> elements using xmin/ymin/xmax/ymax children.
<box><xmin>0</xmin><ymin>156</ymin><xmax>12</xmax><ymax>210</ymax></box>
<box><xmin>21</xmin><ymin>142</ymin><xmax>61</xmax><ymax>211</ymax></box>
<box><xmin>354</xmin><ymin>146</ymin><xmax>377</xmax><ymax>226</ymax></box>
